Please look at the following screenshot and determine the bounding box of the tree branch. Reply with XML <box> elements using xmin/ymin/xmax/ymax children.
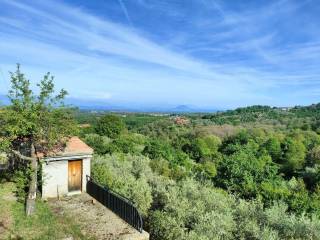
<box><xmin>11</xmin><ymin>150</ymin><xmax>37</xmax><ymax>162</ymax></box>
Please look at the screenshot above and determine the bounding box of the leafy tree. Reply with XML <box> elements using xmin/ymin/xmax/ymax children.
<box><xmin>303</xmin><ymin>166</ymin><xmax>320</xmax><ymax>190</ymax></box>
<box><xmin>111</xmin><ymin>134</ymin><xmax>145</xmax><ymax>154</ymax></box>
<box><xmin>281</xmin><ymin>137</ymin><xmax>306</xmax><ymax>174</ymax></box>
<box><xmin>0</xmin><ymin>65</ymin><xmax>77</xmax><ymax>215</ymax></box>
<box><xmin>187</xmin><ymin>135</ymin><xmax>222</xmax><ymax>162</ymax></box>
<box><xmin>216</xmin><ymin>141</ymin><xmax>279</xmax><ymax>198</ymax></box>
<box><xmin>83</xmin><ymin>133</ymin><xmax>111</xmax><ymax>154</ymax></box>
<box><xmin>308</xmin><ymin>145</ymin><xmax>320</xmax><ymax>166</ymax></box>
<box><xmin>220</xmin><ymin>130</ymin><xmax>251</xmax><ymax>155</ymax></box>
<box><xmin>95</xmin><ymin>114</ymin><xmax>126</xmax><ymax>138</ymax></box>
<box><xmin>195</xmin><ymin>160</ymin><xmax>217</xmax><ymax>180</ymax></box>
<box><xmin>265</xmin><ymin>136</ymin><xmax>282</xmax><ymax>161</ymax></box>
<box><xmin>143</xmin><ymin>139</ymin><xmax>175</xmax><ymax>161</ymax></box>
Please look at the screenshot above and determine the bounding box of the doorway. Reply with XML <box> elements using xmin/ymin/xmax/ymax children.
<box><xmin>68</xmin><ymin>160</ymin><xmax>82</xmax><ymax>192</ymax></box>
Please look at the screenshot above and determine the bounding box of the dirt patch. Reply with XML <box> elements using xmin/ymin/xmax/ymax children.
<box><xmin>48</xmin><ymin>193</ymin><xmax>149</xmax><ymax>240</ymax></box>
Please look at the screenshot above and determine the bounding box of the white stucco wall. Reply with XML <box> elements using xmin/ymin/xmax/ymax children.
<box><xmin>82</xmin><ymin>157</ymin><xmax>91</xmax><ymax>192</ymax></box>
<box><xmin>42</xmin><ymin>156</ymin><xmax>92</xmax><ymax>199</ymax></box>
<box><xmin>42</xmin><ymin>160</ymin><xmax>68</xmax><ymax>198</ymax></box>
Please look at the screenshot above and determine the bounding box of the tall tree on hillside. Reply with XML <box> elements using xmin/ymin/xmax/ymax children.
<box><xmin>0</xmin><ymin>64</ymin><xmax>77</xmax><ymax>215</ymax></box>
<box><xmin>95</xmin><ymin>114</ymin><xmax>126</xmax><ymax>138</ymax></box>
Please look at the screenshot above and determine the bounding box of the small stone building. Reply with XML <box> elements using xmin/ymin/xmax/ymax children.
<box><xmin>42</xmin><ymin>137</ymin><xmax>93</xmax><ymax>199</ymax></box>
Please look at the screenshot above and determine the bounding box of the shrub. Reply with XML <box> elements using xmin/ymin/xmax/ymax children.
<box><xmin>92</xmin><ymin>154</ymin><xmax>153</xmax><ymax>216</ymax></box>
<box><xmin>265</xmin><ymin>202</ymin><xmax>320</xmax><ymax>239</ymax></box>
<box><xmin>12</xmin><ymin>168</ymin><xmax>30</xmax><ymax>202</ymax></box>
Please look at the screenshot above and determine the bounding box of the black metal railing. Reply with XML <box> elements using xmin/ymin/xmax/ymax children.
<box><xmin>86</xmin><ymin>175</ymin><xmax>143</xmax><ymax>233</ymax></box>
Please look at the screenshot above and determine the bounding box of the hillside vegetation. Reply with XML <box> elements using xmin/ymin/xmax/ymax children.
<box><xmin>5</xmin><ymin>67</ymin><xmax>320</xmax><ymax>239</ymax></box>
<box><xmin>78</xmin><ymin>104</ymin><xmax>320</xmax><ymax>240</ymax></box>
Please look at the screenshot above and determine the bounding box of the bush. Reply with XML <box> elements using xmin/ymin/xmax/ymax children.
<box><xmin>265</xmin><ymin>202</ymin><xmax>320</xmax><ymax>239</ymax></box>
<box><xmin>149</xmin><ymin>179</ymin><xmax>236</xmax><ymax>240</ymax></box>
<box><xmin>12</xmin><ymin>168</ymin><xmax>31</xmax><ymax>202</ymax></box>
<box><xmin>92</xmin><ymin>154</ymin><xmax>153</xmax><ymax>216</ymax></box>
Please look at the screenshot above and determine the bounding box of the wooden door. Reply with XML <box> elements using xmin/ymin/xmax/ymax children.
<box><xmin>68</xmin><ymin>160</ymin><xmax>82</xmax><ymax>191</ymax></box>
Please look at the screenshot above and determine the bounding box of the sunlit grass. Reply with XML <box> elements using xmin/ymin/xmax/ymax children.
<box><xmin>0</xmin><ymin>182</ymin><xmax>95</xmax><ymax>240</ymax></box>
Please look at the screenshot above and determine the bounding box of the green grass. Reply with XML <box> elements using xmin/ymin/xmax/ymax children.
<box><xmin>0</xmin><ymin>182</ymin><xmax>95</xmax><ymax>240</ymax></box>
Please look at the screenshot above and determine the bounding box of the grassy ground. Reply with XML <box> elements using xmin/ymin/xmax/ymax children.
<box><xmin>0</xmin><ymin>181</ymin><xmax>95</xmax><ymax>240</ymax></box>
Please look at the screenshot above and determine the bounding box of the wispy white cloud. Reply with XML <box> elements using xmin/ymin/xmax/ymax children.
<box><xmin>0</xmin><ymin>0</ymin><xmax>319</xmax><ymax>108</ymax></box>
<box><xmin>117</xmin><ymin>0</ymin><xmax>134</xmax><ymax>28</ymax></box>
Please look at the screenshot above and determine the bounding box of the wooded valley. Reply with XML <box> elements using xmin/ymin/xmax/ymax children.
<box><xmin>77</xmin><ymin>105</ymin><xmax>320</xmax><ymax>239</ymax></box>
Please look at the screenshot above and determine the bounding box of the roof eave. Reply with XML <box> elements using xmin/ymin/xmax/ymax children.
<box><xmin>43</xmin><ymin>153</ymin><xmax>93</xmax><ymax>162</ymax></box>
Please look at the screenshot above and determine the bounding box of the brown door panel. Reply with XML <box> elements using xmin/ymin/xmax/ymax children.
<box><xmin>68</xmin><ymin>160</ymin><xmax>82</xmax><ymax>191</ymax></box>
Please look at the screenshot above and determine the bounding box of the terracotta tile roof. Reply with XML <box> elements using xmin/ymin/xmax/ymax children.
<box><xmin>62</xmin><ymin>136</ymin><xmax>93</xmax><ymax>155</ymax></box>
<box><xmin>37</xmin><ymin>136</ymin><xmax>93</xmax><ymax>158</ymax></box>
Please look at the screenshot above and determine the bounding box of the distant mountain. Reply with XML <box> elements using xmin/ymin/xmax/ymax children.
<box><xmin>0</xmin><ymin>94</ymin><xmax>218</xmax><ymax>113</ymax></box>
<box><xmin>171</xmin><ymin>105</ymin><xmax>219</xmax><ymax>113</ymax></box>
<box><xmin>172</xmin><ymin>105</ymin><xmax>194</xmax><ymax>112</ymax></box>
<box><xmin>66</xmin><ymin>99</ymin><xmax>219</xmax><ymax>113</ymax></box>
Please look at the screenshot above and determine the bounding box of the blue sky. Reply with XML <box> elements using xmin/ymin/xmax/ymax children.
<box><xmin>0</xmin><ymin>0</ymin><xmax>320</xmax><ymax>109</ymax></box>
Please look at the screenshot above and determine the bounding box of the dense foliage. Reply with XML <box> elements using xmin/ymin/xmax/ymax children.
<box><xmin>95</xmin><ymin>114</ymin><xmax>126</xmax><ymax>138</ymax></box>
<box><xmin>78</xmin><ymin>105</ymin><xmax>320</xmax><ymax>239</ymax></box>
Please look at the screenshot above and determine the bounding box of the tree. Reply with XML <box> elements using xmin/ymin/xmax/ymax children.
<box><xmin>216</xmin><ymin>141</ymin><xmax>279</xmax><ymax>198</ymax></box>
<box><xmin>143</xmin><ymin>139</ymin><xmax>175</xmax><ymax>161</ymax></box>
<box><xmin>281</xmin><ymin>137</ymin><xmax>306</xmax><ymax>174</ymax></box>
<box><xmin>265</xmin><ymin>137</ymin><xmax>282</xmax><ymax>161</ymax></box>
<box><xmin>308</xmin><ymin>145</ymin><xmax>320</xmax><ymax>166</ymax></box>
<box><xmin>94</xmin><ymin>114</ymin><xmax>126</xmax><ymax>138</ymax></box>
<box><xmin>0</xmin><ymin>65</ymin><xmax>77</xmax><ymax>215</ymax></box>
<box><xmin>193</xmin><ymin>135</ymin><xmax>221</xmax><ymax>162</ymax></box>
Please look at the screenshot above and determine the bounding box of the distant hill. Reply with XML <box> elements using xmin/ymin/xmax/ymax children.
<box><xmin>0</xmin><ymin>94</ymin><xmax>218</xmax><ymax>113</ymax></box>
<box><xmin>3</xmin><ymin>93</ymin><xmax>320</xmax><ymax>115</ymax></box>
<box><xmin>170</xmin><ymin>105</ymin><xmax>218</xmax><ymax>113</ymax></box>
<box><xmin>172</xmin><ymin>105</ymin><xmax>194</xmax><ymax>112</ymax></box>
<box><xmin>201</xmin><ymin>104</ymin><xmax>320</xmax><ymax>127</ymax></box>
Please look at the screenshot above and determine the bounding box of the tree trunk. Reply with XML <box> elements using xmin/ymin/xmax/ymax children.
<box><xmin>26</xmin><ymin>142</ymin><xmax>37</xmax><ymax>216</ymax></box>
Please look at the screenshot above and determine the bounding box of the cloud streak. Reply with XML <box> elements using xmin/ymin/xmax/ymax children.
<box><xmin>0</xmin><ymin>0</ymin><xmax>319</xmax><ymax>108</ymax></box>
<box><xmin>117</xmin><ymin>0</ymin><xmax>134</xmax><ymax>28</ymax></box>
